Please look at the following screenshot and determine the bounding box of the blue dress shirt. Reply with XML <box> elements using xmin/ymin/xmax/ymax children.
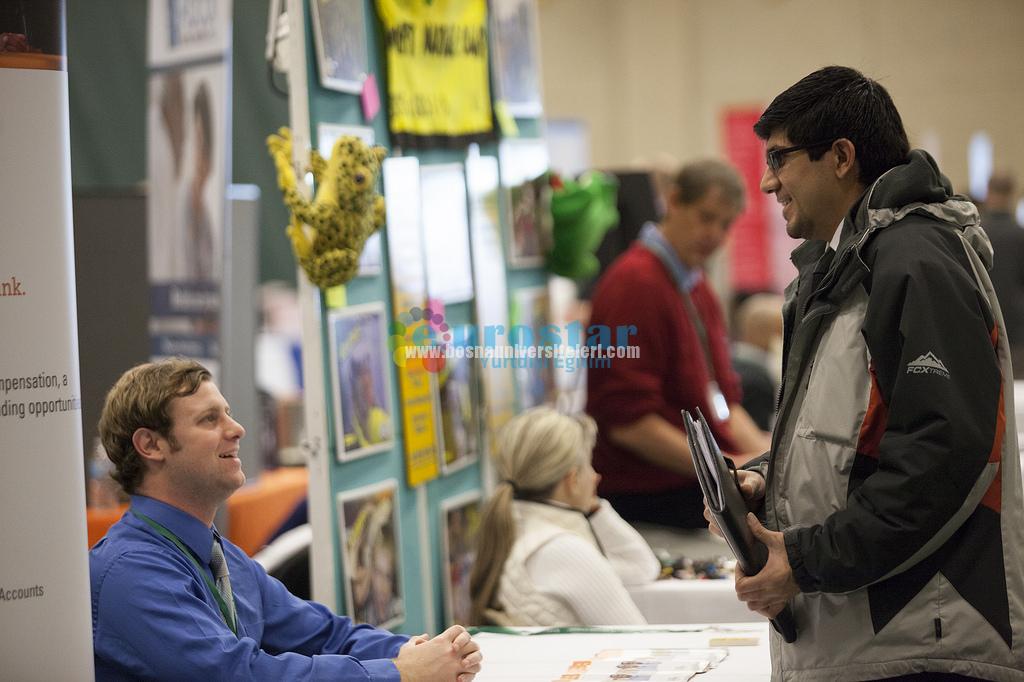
<box><xmin>638</xmin><ymin>222</ymin><xmax>702</xmax><ymax>294</ymax></box>
<box><xmin>90</xmin><ymin>495</ymin><xmax>407</xmax><ymax>681</ymax></box>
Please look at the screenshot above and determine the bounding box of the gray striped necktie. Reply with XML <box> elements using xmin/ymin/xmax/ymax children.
<box><xmin>210</xmin><ymin>537</ymin><xmax>237</xmax><ymax>629</ymax></box>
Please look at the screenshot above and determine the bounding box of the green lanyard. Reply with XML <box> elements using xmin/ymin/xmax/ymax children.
<box><xmin>132</xmin><ymin>510</ymin><xmax>238</xmax><ymax>636</ymax></box>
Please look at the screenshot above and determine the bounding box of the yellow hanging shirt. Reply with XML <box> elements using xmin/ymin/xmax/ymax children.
<box><xmin>376</xmin><ymin>0</ymin><xmax>494</xmax><ymax>147</ymax></box>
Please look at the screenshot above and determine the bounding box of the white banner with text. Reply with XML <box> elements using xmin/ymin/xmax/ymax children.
<box><xmin>0</xmin><ymin>11</ymin><xmax>95</xmax><ymax>678</ymax></box>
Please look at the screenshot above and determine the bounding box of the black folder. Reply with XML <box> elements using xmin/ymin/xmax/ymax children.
<box><xmin>683</xmin><ymin>408</ymin><xmax>798</xmax><ymax>643</ymax></box>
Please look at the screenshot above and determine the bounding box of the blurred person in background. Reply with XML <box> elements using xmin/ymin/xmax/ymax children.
<box><xmin>983</xmin><ymin>171</ymin><xmax>1024</xmax><ymax>377</ymax></box>
<box><xmin>586</xmin><ymin>159</ymin><xmax>770</xmax><ymax>530</ymax></box>
<box><xmin>731</xmin><ymin>292</ymin><xmax>785</xmax><ymax>430</ymax></box>
<box><xmin>469</xmin><ymin>407</ymin><xmax>660</xmax><ymax>626</ymax></box>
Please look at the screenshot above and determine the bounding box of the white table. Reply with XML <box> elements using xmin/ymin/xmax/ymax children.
<box><xmin>472</xmin><ymin>622</ymin><xmax>771</xmax><ymax>681</ymax></box>
<box><xmin>629</xmin><ymin>579</ymin><xmax>754</xmax><ymax>624</ymax></box>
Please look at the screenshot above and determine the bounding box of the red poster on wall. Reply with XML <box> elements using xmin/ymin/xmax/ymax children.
<box><xmin>723</xmin><ymin>108</ymin><xmax>772</xmax><ymax>292</ymax></box>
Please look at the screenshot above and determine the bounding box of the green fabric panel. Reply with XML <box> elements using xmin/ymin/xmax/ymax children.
<box><xmin>68</xmin><ymin>0</ymin><xmax>147</xmax><ymax>189</ymax></box>
<box><xmin>67</xmin><ymin>0</ymin><xmax>297</xmax><ymax>284</ymax></box>
<box><xmin>231</xmin><ymin>0</ymin><xmax>295</xmax><ymax>285</ymax></box>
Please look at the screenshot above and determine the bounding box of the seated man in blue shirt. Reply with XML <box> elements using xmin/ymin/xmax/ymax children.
<box><xmin>91</xmin><ymin>358</ymin><xmax>482</xmax><ymax>681</ymax></box>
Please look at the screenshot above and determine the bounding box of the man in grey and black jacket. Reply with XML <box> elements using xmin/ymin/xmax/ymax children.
<box><xmin>710</xmin><ymin>66</ymin><xmax>1024</xmax><ymax>681</ymax></box>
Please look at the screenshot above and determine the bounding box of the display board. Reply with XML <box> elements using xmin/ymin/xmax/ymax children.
<box><xmin>288</xmin><ymin>0</ymin><xmax>549</xmax><ymax>635</ymax></box>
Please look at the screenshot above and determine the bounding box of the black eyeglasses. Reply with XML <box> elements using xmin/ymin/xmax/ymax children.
<box><xmin>766</xmin><ymin>140</ymin><xmax>835</xmax><ymax>173</ymax></box>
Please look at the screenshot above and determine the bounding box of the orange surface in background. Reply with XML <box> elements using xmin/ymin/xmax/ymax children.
<box><xmin>0</xmin><ymin>53</ymin><xmax>65</xmax><ymax>70</ymax></box>
<box><xmin>227</xmin><ymin>467</ymin><xmax>308</xmax><ymax>555</ymax></box>
<box><xmin>87</xmin><ymin>505</ymin><xmax>128</xmax><ymax>547</ymax></box>
<box><xmin>86</xmin><ymin>467</ymin><xmax>309</xmax><ymax>556</ymax></box>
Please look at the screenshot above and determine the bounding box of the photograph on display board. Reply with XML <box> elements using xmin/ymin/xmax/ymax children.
<box><xmin>466</xmin><ymin>151</ymin><xmax>517</xmax><ymax>448</ymax></box>
<box><xmin>310</xmin><ymin>0</ymin><xmax>369</xmax><ymax>93</ymax></box>
<box><xmin>512</xmin><ymin>286</ymin><xmax>557</xmax><ymax>409</ymax></box>
<box><xmin>328</xmin><ymin>303</ymin><xmax>394</xmax><ymax>460</ymax></box>
<box><xmin>148</xmin><ymin>0</ymin><xmax>231</xmax><ymax>68</ymax></box>
<box><xmin>382</xmin><ymin>156</ymin><xmax>425</xmax><ymax>298</ymax></box>
<box><xmin>499</xmin><ymin>140</ymin><xmax>552</xmax><ymax>268</ymax></box>
<box><xmin>440</xmin><ymin>492</ymin><xmax>482</xmax><ymax>627</ymax></box>
<box><xmin>337</xmin><ymin>480</ymin><xmax>404</xmax><ymax>629</ymax></box>
<box><xmin>382</xmin><ymin>157</ymin><xmax>444</xmax><ymax>486</ymax></box>
<box><xmin>421</xmin><ymin>164</ymin><xmax>474</xmax><ymax>304</ymax></box>
<box><xmin>438</xmin><ymin>329</ymin><xmax>480</xmax><ymax>474</ymax></box>
<box><xmin>491</xmin><ymin>0</ymin><xmax>544</xmax><ymax>117</ymax></box>
<box><xmin>317</xmin><ymin>123</ymin><xmax>382</xmax><ymax>276</ymax></box>
<box><xmin>508</xmin><ymin>173</ymin><xmax>550</xmax><ymax>267</ymax></box>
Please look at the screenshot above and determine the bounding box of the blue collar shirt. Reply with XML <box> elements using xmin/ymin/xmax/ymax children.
<box><xmin>638</xmin><ymin>222</ymin><xmax>703</xmax><ymax>294</ymax></box>
<box><xmin>90</xmin><ymin>495</ymin><xmax>407</xmax><ymax>680</ymax></box>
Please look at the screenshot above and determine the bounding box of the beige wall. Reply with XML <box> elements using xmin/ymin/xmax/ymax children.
<box><xmin>537</xmin><ymin>0</ymin><xmax>1024</xmax><ymax>194</ymax></box>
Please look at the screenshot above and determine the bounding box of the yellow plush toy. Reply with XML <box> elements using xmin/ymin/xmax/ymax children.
<box><xmin>266</xmin><ymin>127</ymin><xmax>388</xmax><ymax>288</ymax></box>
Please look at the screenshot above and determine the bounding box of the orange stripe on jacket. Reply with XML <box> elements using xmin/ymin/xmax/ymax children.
<box><xmin>981</xmin><ymin>323</ymin><xmax>1005</xmax><ymax>512</ymax></box>
<box><xmin>857</xmin><ymin>362</ymin><xmax>887</xmax><ymax>459</ymax></box>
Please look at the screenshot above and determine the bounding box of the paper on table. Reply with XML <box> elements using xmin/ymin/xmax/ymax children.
<box><xmin>593</xmin><ymin>649</ymin><xmax>728</xmax><ymax>664</ymax></box>
<box><xmin>554</xmin><ymin>647</ymin><xmax>730</xmax><ymax>681</ymax></box>
<box><xmin>555</xmin><ymin>673</ymin><xmax>699</xmax><ymax>681</ymax></box>
<box><xmin>470</xmin><ymin>624</ymin><xmax>771</xmax><ymax>681</ymax></box>
<box><xmin>571</xmin><ymin>660</ymin><xmax>712</xmax><ymax>671</ymax></box>
<box><xmin>708</xmin><ymin>637</ymin><xmax>760</xmax><ymax>647</ymax></box>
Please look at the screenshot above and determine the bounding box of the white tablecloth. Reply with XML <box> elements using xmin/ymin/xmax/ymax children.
<box><xmin>473</xmin><ymin>622</ymin><xmax>771</xmax><ymax>681</ymax></box>
<box><xmin>629</xmin><ymin>579</ymin><xmax>756</xmax><ymax>624</ymax></box>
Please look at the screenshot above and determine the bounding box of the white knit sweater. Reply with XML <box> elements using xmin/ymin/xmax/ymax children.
<box><xmin>496</xmin><ymin>499</ymin><xmax>660</xmax><ymax>626</ymax></box>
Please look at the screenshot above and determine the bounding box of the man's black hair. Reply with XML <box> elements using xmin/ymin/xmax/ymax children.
<box><xmin>753</xmin><ymin>66</ymin><xmax>910</xmax><ymax>186</ymax></box>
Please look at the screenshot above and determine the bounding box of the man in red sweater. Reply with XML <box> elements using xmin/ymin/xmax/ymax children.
<box><xmin>586</xmin><ymin>159</ymin><xmax>769</xmax><ymax>528</ymax></box>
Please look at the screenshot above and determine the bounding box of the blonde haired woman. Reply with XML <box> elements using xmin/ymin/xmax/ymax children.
<box><xmin>470</xmin><ymin>407</ymin><xmax>660</xmax><ymax>626</ymax></box>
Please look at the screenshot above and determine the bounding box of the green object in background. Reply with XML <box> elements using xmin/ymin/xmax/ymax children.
<box><xmin>546</xmin><ymin>171</ymin><xmax>619</xmax><ymax>280</ymax></box>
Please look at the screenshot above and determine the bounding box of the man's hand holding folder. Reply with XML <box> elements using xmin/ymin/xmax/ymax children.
<box><xmin>684</xmin><ymin>409</ymin><xmax>799</xmax><ymax>643</ymax></box>
<box><xmin>701</xmin><ymin>473</ymin><xmax>798</xmax><ymax>618</ymax></box>
<box><xmin>734</xmin><ymin>514</ymin><xmax>799</xmax><ymax>619</ymax></box>
<box><xmin>703</xmin><ymin>469</ymin><xmax>765</xmax><ymax>527</ymax></box>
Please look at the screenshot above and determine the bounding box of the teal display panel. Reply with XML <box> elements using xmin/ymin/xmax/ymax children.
<box><xmin>298</xmin><ymin>0</ymin><xmax>549</xmax><ymax>635</ymax></box>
